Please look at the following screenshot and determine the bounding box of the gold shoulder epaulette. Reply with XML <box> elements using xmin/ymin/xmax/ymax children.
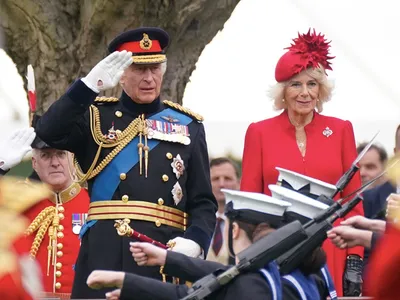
<box><xmin>163</xmin><ymin>100</ymin><xmax>204</xmax><ymax>122</ymax></box>
<box><xmin>94</xmin><ymin>96</ymin><xmax>119</xmax><ymax>103</ymax></box>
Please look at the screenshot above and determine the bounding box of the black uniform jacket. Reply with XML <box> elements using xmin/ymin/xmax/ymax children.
<box><xmin>120</xmin><ymin>251</ymin><xmax>274</xmax><ymax>300</ymax></box>
<box><xmin>35</xmin><ymin>80</ymin><xmax>217</xmax><ymax>297</ymax></box>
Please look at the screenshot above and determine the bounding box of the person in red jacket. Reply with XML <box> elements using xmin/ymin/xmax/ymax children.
<box><xmin>240</xmin><ymin>28</ymin><xmax>363</xmax><ymax>296</ymax></box>
<box><xmin>0</xmin><ymin>177</ymin><xmax>50</xmax><ymax>300</ymax></box>
<box><xmin>23</xmin><ymin>131</ymin><xmax>89</xmax><ymax>297</ymax></box>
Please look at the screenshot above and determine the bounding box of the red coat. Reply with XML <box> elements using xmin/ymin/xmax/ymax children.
<box><xmin>240</xmin><ymin>110</ymin><xmax>363</xmax><ymax>296</ymax></box>
<box><xmin>365</xmin><ymin>224</ymin><xmax>400</xmax><ymax>299</ymax></box>
<box><xmin>0</xmin><ymin>214</ymin><xmax>43</xmax><ymax>300</ymax></box>
<box><xmin>23</xmin><ymin>182</ymin><xmax>89</xmax><ymax>295</ymax></box>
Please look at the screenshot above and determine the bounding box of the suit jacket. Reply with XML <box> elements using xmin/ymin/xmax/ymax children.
<box><xmin>206</xmin><ymin>214</ymin><xmax>235</xmax><ymax>265</ymax></box>
<box><xmin>363</xmin><ymin>180</ymin><xmax>396</xmax><ymax>219</ymax></box>
<box><xmin>240</xmin><ymin>110</ymin><xmax>363</xmax><ymax>296</ymax></box>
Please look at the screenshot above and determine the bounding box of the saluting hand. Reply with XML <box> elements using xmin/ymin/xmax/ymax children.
<box><xmin>0</xmin><ymin>127</ymin><xmax>36</xmax><ymax>171</ymax></box>
<box><xmin>81</xmin><ymin>50</ymin><xmax>132</xmax><ymax>93</ymax></box>
<box><xmin>129</xmin><ymin>242</ymin><xmax>167</xmax><ymax>267</ymax></box>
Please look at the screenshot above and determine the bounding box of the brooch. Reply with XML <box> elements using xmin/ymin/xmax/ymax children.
<box><xmin>323</xmin><ymin>127</ymin><xmax>333</xmax><ymax>137</ymax></box>
<box><xmin>171</xmin><ymin>182</ymin><xmax>183</xmax><ymax>205</ymax></box>
<box><xmin>171</xmin><ymin>154</ymin><xmax>185</xmax><ymax>179</ymax></box>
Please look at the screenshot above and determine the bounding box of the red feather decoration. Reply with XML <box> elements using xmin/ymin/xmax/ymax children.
<box><xmin>285</xmin><ymin>28</ymin><xmax>335</xmax><ymax>75</ymax></box>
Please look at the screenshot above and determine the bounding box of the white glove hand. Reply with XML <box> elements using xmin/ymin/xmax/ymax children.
<box><xmin>168</xmin><ymin>237</ymin><xmax>202</xmax><ymax>258</ymax></box>
<box><xmin>0</xmin><ymin>127</ymin><xmax>36</xmax><ymax>171</ymax></box>
<box><xmin>81</xmin><ymin>50</ymin><xmax>132</xmax><ymax>93</ymax></box>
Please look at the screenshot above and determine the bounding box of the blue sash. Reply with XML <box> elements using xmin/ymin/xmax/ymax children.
<box><xmin>259</xmin><ymin>262</ymin><xmax>282</xmax><ymax>300</ymax></box>
<box><xmin>283</xmin><ymin>269</ymin><xmax>320</xmax><ymax>300</ymax></box>
<box><xmin>320</xmin><ymin>264</ymin><xmax>337</xmax><ymax>300</ymax></box>
<box><xmin>79</xmin><ymin>108</ymin><xmax>193</xmax><ymax>238</ymax></box>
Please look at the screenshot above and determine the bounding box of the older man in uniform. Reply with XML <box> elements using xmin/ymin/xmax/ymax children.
<box><xmin>35</xmin><ymin>27</ymin><xmax>217</xmax><ymax>298</ymax></box>
<box><xmin>23</xmin><ymin>128</ymin><xmax>89</xmax><ymax>296</ymax></box>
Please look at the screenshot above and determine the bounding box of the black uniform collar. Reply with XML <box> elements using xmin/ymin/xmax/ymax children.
<box><xmin>120</xmin><ymin>91</ymin><xmax>161</xmax><ymax>114</ymax></box>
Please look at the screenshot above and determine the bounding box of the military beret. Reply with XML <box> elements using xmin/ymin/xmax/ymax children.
<box><xmin>108</xmin><ymin>27</ymin><xmax>170</xmax><ymax>64</ymax></box>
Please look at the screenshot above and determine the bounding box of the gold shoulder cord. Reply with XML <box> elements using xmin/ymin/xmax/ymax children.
<box><xmin>74</xmin><ymin>105</ymin><xmax>142</xmax><ymax>183</ymax></box>
<box><xmin>163</xmin><ymin>100</ymin><xmax>204</xmax><ymax>122</ymax></box>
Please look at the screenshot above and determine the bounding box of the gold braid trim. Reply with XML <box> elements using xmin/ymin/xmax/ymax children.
<box><xmin>25</xmin><ymin>207</ymin><xmax>56</xmax><ymax>259</ymax></box>
<box><xmin>163</xmin><ymin>100</ymin><xmax>204</xmax><ymax>122</ymax></box>
<box><xmin>94</xmin><ymin>96</ymin><xmax>119</xmax><ymax>103</ymax></box>
<box><xmin>74</xmin><ymin>105</ymin><xmax>142</xmax><ymax>182</ymax></box>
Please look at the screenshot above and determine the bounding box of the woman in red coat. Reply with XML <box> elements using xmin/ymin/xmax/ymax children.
<box><xmin>240</xmin><ymin>29</ymin><xmax>363</xmax><ymax>297</ymax></box>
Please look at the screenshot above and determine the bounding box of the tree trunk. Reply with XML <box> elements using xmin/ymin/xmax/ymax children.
<box><xmin>0</xmin><ymin>0</ymin><xmax>240</xmax><ymax>114</ymax></box>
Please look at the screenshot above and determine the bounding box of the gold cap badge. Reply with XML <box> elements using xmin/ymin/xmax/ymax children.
<box><xmin>140</xmin><ymin>33</ymin><xmax>153</xmax><ymax>50</ymax></box>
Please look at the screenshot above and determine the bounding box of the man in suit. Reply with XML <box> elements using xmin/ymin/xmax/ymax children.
<box><xmin>206</xmin><ymin>157</ymin><xmax>240</xmax><ymax>265</ymax></box>
<box><xmin>362</xmin><ymin>125</ymin><xmax>400</xmax><ymax>220</ymax></box>
<box><xmin>356</xmin><ymin>142</ymin><xmax>388</xmax><ymax>192</ymax></box>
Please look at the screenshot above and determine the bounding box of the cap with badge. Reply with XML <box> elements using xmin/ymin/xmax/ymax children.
<box><xmin>31</xmin><ymin>114</ymin><xmax>51</xmax><ymax>150</ymax></box>
<box><xmin>222</xmin><ymin>189</ymin><xmax>291</xmax><ymax>229</ymax></box>
<box><xmin>276</xmin><ymin>167</ymin><xmax>336</xmax><ymax>202</ymax></box>
<box><xmin>108</xmin><ymin>27</ymin><xmax>170</xmax><ymax>65</ymax></box>
<box><xmin>269</xmin><ymin>184</ymin><xmax>328</xmax><ymax>224</ymax></box>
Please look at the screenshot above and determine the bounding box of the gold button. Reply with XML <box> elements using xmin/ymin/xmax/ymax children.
<box><xmin>166</xmin><ymin>152</ymin><xmax>173</xmax><ymax>159</ymax></box>
<box><xmin>158</xmin><ymin>198</ymin><xmax>164</xmax><ymax>205</ymax></box>
<box><xmin>57</xmin><ymin>251</ymin><xmax>63</xmax><ymax>258</ymax></box>
<box><xmin>122</xmin><ymin>195</ymin><xmax>129</xmax><ymax>203</ymax></box>
<box><xmin>57</xmin><ymin>232</ymin><xmax>64</xmax><ymax>239</ymax></box>
<box><xmin>155</xmin><ymin>220</ymin><xmax>161</xmax><ymax>227</ymax></box>
<box><xmin>57</xmin><ymin>243</ymin><xmax>63</xmax><ymax>250</ymax></box>
<box><xmin>162</xmin><ymin>174</ymin><xmax>169</xmax><ymax>182</ymax></box>
<box><xmin>56</xmin><ymin>262</ymin><xmax>62</xmax><ymax>269</ymax></box>
<box><xmin>58</xmin><ymin>206</ymin><xmax>65</xmax><ymax>213</ymax></box>
<box><xmin>58</xmin><ymin>213</ymin><xmax>65</xmax><ymax>220</ymax></box>
<box><xmin>116</xmin><ymin>129</ymin><xmax>122</xmax><ymax>134</ymax></box>
<box><xmin>55</xmin><ymin>282</ymin><xmax>61</xmax><ymax>289</ymax></box>
<box><xmin>115</xmin><ymin>111</ymin><xmax>123</xmax><ymax>117</ymax></box>
<box><xmin>120</xmin><ymin>173</ymin><xmax>127</xmax><ymax>180</ymax></box>
<box><xmin>58</xmin><ymin>225</ymin><xmax>64</xmax><ymax>231</ymax></box>
<box><xmin>55</xmin><ymin>271</ymin><xmax>62</xmax><ymax>277</ymax></box>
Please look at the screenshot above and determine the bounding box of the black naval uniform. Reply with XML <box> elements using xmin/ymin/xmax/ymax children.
<box><xmin>119</xmin><ymin>251</ymin><xmax>275</xmax><ymax>300</ymax></box>
<box><xmin>35</xmin><ymin>79</ymin><xmax>217</xmax><ymax>298</ymax></box>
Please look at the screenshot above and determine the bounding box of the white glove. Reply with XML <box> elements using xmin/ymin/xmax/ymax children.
<box><xmin>0</xmin><ymin>127</ymin><xmax>36</xmax><ymax>171</ymax></box>
<box><xmin>81</xmin><ymin>50</ymin><xmax>132</xmax><ymax>93</ymax></box>
<box><xmin>168</xmin><ymin>237</ymin><xmax>202</xmax><ymax>258</ymax></box>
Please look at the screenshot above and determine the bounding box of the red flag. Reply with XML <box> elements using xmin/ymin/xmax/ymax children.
<box><xmin>26</xmin><ymin>65</ymin><xmax>36</xmax><ymax>112</ymax></box>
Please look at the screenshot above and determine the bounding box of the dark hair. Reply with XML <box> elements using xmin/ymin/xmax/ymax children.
<box><xmin>298</xmin><ymin>247</ymin><xmax>327</xmax><ymax>275</ymax></box>
<box><xmin>210</xmin><ymin>157</ymin><xmax>240</xmax><ymax>179</ymax></box>
<box><xmin>356</xmin><ymin>142</ymin><xmax>388</xmax><ymax>164</ymax></box>
<box><xmin>235</xmin><ymin>221</ymin><xmax>273</xmax><ymax>243</ymax></box>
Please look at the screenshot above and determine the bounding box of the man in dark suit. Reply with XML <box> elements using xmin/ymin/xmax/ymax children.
<box><xmin>361</xmin><ymin>124</ymin><xmax>400</xmax><ymax>293</ymax></box>
<box><xmin>362</xmin><ymin>124</ymin><xmax>400</xmax><ymax>220</ymax></box>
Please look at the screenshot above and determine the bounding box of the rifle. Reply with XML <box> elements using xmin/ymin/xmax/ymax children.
<box><xmin>277</xmin><ymin>161</ymin><xmax>397</xmax><ymax>274</ymax></box>
<box><xmin>180</xmin><ymin>220</ymin><xmax>308</xmax><ymax>300</ymax></box>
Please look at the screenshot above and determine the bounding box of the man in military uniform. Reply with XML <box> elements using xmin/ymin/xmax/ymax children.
<box><xmin>22</xmin><ymin>131</ymin><xmax>89</xmax><ymax>296</ymax></box>
<box><xmin>35</xmin><ymin>27</ymin><xmax>217</xmax><ymax>298</ymax></box>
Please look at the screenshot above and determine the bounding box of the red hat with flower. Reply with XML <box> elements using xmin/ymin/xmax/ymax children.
<box><xmin>275</xmin><ymin>28</ymin><xmax>335</xmax><ymax>82</ymax></box>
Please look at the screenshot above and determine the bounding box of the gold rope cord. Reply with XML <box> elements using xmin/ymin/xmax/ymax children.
<box><xmin>74</xmin><ymin>105</ymin><xmax>142</xmax><ymax>182</ymax></box>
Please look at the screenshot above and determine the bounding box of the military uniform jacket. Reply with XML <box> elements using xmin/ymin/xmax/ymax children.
<box><xmin>36</xmin><ymin>80</ymin><xmax>217</xmax><ymax>296</ymax></box>
<box><xmin>23</xmin><ymin>182</ymin><xmax>89</xmax><ymax>294</ymax></box>
<box><xmin>120</xmin><ymin>251</ymin><xmax>277</xmax><ymax>300</ymax></box>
